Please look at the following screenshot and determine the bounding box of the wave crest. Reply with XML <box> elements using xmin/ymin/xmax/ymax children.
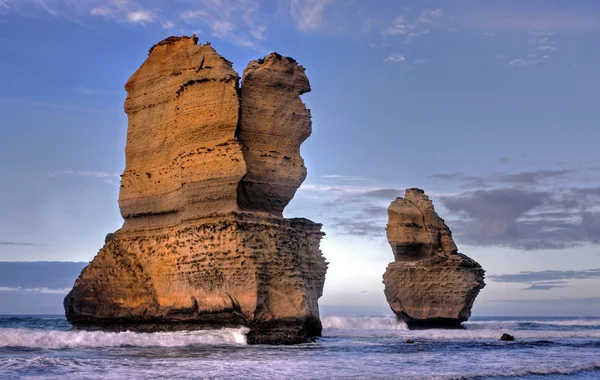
<box><xmin>0</xmin><ymin>327</ymin><xmax>250</xmax><ymax>349</ymax></box>
<box><xmin>322</xmin><ymin>316</ymin><xmax>408</xmax><ymax>330</ymax></box>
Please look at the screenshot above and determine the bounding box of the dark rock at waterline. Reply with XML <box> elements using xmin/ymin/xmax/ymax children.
<box><xmin>500</xmin><ymin>333</ymin><xmax>515</xmax><ymax>341</ymax></box>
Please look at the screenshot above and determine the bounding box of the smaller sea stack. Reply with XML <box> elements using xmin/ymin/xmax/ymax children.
<box><xmin>383</xmin><ymin>188</ymin><xmax>485</xmax><ymax>328</ymax></box>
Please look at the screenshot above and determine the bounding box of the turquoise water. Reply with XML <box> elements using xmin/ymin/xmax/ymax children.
<box><xmin>0</xmin><ymin>315</ymin><xmax>599</xmax><ymax>379</ymax></box>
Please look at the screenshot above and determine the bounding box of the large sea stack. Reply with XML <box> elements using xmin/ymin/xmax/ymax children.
<box><xmin>64</xmin><ymin>36</ymin><xmax>328</xmax><ymax>344</ymax></box>
<box><xmin>383</xmin><ymin>189</ymin><xmax>485</xmax><ymax>327</ymax></box>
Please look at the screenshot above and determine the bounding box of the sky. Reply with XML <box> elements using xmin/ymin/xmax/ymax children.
<box><xmin>1</xmin><ymin>0</ymin><xmax>600</xmax><ymax>316</ymax></box>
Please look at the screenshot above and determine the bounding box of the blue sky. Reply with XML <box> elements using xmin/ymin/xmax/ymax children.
<box><xmin>1</xmin><ymin>0</ymin><xmax>600</xmax><ymax>316</ymax></box>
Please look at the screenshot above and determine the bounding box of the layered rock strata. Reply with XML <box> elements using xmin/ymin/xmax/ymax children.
<box><xmin>383</xmin><ymin>188</ymin><xmax>485</xmax><ymax>328</ymax></box>
<box><xmin>64</xmin><ymin>36</ymin><xmax>328</xmax><ymax>344</ymax></box>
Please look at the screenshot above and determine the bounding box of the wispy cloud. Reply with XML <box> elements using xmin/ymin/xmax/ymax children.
<box><xmin>127</xmin><ymin>9</ymin><xmax>154</xmax><ymax>24</ymax></box>
<box><xmin>429</xmin><ymin>169</ymin><xmax>573</xmax><ymax>189</ymax></box>
<box><xmin>415</xmin><ymin>9</ymin><xmax>442</xmax><ymax>25</ymax></box>
<box><xmin>4</xmin><ymin>0</ymin><xmax>266</xmax><ymax>48</ymax></box>
<box><xmin>467</xmin><ymin>11</ymin><xmax>600</xmax><ymax>32</ymax></box>
<box><xmin>0</xmin><ymin>0</ymin><xmax>9</xmax><ymax>14</ymax></box>
<box><xmin>382</xmin><ymin>8</ymin><xmax>442</xmax><ymax>43</ymax></box>
<box><xmin>489</xmin><ymin>296</ymin><xmax>600</xmax><ymax>304</ymax></box>
<box><xmin>489</xmin><ymin>269</ymin><xmax>600</xmax><ymax>283</ymax></box>
<box><xmin>522</xmin><ymin>281</ymin><xmax>570</xmax><ymax>291</ymax></box>
<box><xmin>0</xmin><ymin>287</ymin><xmax>71</xmax><ymax>294</ymax></box>
<box><xmin>384</xmin><ymin>53</ymin><xmax>405</xmax><ymax>63</ymax></box>
<box><xmin>49</xmin><ymin>169</ymin><xmax>120</xmax><ymax>182</ymax></box>
<box><xmin>290</xmin><ymin>0</ymin><xmax>335</xmax><ymax>32</ymax></box>
<box><xmin>509</xmin><ymin>55</ymin><xmax>549</xmax><ymax>67</ymax></box>
<box><xmin>162</xmin><ymin>19</ymin><xmax>175</xmax><ymax>29</ymax></box>
<box><xmin>0</xmin><ymin>242</ymin><xmax>35</xmax><ymax>246</ymax></box>
<box><xmin>321</xmin><ymin>175</ymin><xmax>369</xmax><ymax>181</ymax></box>
<box><xmin>73</xmin><ymin>87</ymin><xmax>119</xmax><ymax>95</ymax></box>
<box><xmin>179</xmin><ymin>9</ymin><xmax>208</xmax><ymax>22</ymax></box>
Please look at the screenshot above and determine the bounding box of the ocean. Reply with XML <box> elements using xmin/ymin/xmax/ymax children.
<box><xmin>0</xmin><ymin>315</ymin><xmax>599</xmax><ymax>379</ymax></box>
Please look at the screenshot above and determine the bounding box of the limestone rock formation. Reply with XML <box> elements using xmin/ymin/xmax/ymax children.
<box><xmin>64</xmin><ymin>36</ymin><xmax>328</xmax><ymax>344</ymax></box>
<box><xmin>383</xmin><ymin>188</ymin><xmax>485</xmax><ymax>327</ymax></box>
<box><xmin>238</xmin><ymin>53</ymin><xmax>312</xmax><ymax>215</ymax></box>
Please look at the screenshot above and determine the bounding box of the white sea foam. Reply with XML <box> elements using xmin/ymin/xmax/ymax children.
<box><xmin>322</xmin><ymin>316</ymin><xmax>600</xmax><ymax>340</ymax></box>
<box><xmin>462</xmin><ymin>320</ymin><xmax>520</xmax><ymax>329</ymax></box>
<box><xmin>533</xmin><ymin>319</ymin><xmax>600</xmax><ymax>326</ymax></box>
<box><xmin>321</xmin><ymin>316</ymin><xmax>408</xmax><ymax>330</ymax></box>
<box><xmin>0</xmin><ymin>327</ymin><xmax>249</xmax><ymax>349</ymax></box>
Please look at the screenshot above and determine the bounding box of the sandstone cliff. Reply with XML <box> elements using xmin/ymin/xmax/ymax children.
<box><xmin>64</xmin><ymin>36</ymin><xmax>328</xmax><ymax>344</ymax></box>
<box><xmin>383</xmin><ymin>189</ymin><xmax>485</xmax><ymax>327</ymax></box>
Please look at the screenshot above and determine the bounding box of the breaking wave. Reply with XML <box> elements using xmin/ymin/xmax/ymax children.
<box><xmin>321</xmin><ymin>316</ymin><xmax>408</xmax><ymax>330</ymax></box>
<box><xmin>321</xmin><ymin>316</ymin><xmax>600</xmax><ymax>340</ymax></box>
<box><xmin>0</xmin><ymin>327</ymin><xmax>250</xmax><ymax>349</ymax></box>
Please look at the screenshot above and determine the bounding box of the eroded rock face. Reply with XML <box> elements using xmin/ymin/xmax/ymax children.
<box><xmin>238</xmin><ymin>53</ymin><xmax>312</xmax><ymax>215</ymax></box>
<box><xmin>64</xmin><ymin>36</ymin><xmax>328</xmax><ymax>344</ymax></box>
<box><xmin>383</xmin><ymin>189</ymin><xmax>485</xmax><ymax>327</ymax></box>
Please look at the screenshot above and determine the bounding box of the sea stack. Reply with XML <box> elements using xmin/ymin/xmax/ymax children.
<box><xmin>64</xmin><ymin>36</ymin><xmax>328</xmax><ymax>344</ymax></box>
<box><xmin>383</xmin><ymin>189</ymin><xmax>485</xmax><ymax>328</ymax></box>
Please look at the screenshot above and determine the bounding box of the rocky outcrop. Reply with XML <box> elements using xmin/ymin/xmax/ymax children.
<box><xmin>383</xmin><ymin>189</ymin><xmax>485</xmax><ymax>327</ymax></box>
<box><xmin>238</xmin><ymin>53</ymin><xmax>312</xmax><ymax>215</ymax></box>
<box><xmin>64</xmin><ymin>36</ymin><xmax>328</xmax><ymax>344</ymax></box>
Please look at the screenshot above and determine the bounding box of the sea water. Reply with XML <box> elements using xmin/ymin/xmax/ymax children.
<box><xmin>0</xmin><ymin>315</ymin><xmax>599</xmax><ymax>379</ymax></box>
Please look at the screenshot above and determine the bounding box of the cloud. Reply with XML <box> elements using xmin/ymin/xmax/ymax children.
<box><xmin>509</xmin><ymin>55</ymin><xmax>549</xmax><ymax>67</ymax></box>
<box><xmin>384</xmin><ymin>15</ymin><xmax>411</xmax><ymax>36</ymax></box>
<box><xmin>489</xmin><ymin>296</ymin><xmax>600</xmax><ymax>304</ymax></box>
<box><xmin>49</xmin><ymin>169</ymin><xmax>120</xmax><ymax>182</ymax></box>
<box><xmin>433</xmin><ymin>167</ymin><xmax>600</xmax><ymax>250</ymax></box>
<box><xmin>209</xmin><ymin>20</ymin><xmax>255</xmax><ymax>47</ymax></box>
<box><xmin>0</xmin><ymin>0</ymin><xmax>9</xmax><ymax>13</ymax></box>
<box><xmin>361</xmin><ymin>189</ymin><xmax>403</xmax><ymax>200</ymax></box>
<box><xmin>0</xmin><ymin>286</ymin><xmax>71</xmax><ymax>294</ymax></box>
<box><xmin>582</xmin><ymin>212</ymin><xmax>600</xmax><ymax>243</ymax></box>
<box><xmin>383</xmin><ymin>8</ymin><xmax>442</xmax><ymax>43</ymax></box>
<box><xmin>416</xmin><ymin>9</ymin><xmax>442</xmax><ymax>25</ymax></box>
<box><xmin>90</xmin><ymin>7</ymin><xmax>112</xmax><ymax>17</ymax></box>
<box><xmin>440</xmin><ymin>187</ymin><xmax>594</xmax><ymax>249</ymax></box>
<box><xmin>489</xmin><ymin>269</ymin><xmax>600</xmax><ymax>283</ymax></box>
<box><xmin>73</xmin><ymin>87</ymin><xmax>119</xmax><ymax>95</ymax></box>
<box><xmin>329</xmin><ymin>217</ymin><xmax>385</xmax><ymax>238</ymax></box>
<box><xmin>88</xmin><ymin>3</ymin><xmax>155</xmax><ymax>25</ymax></box>
<box><xmin>0</xmin><ymin>241</ymin><xmax>35</xmax><ymax>246</ymax></box>
<box><xmin>321</xmin><ymin>175</ymin><xmax>368</xmax><ymax>181</ymax></box>
<box><xmin>162</xmin><ymin>19</ymin><xmax>175</xmax><ymax>29</ymax></box>
<box><xmin>180</xmin><ymin>10</ymin><xmax>208</xmax><ymax>22</ymax></box>
<box><xmin>384</xmin><ymin>54</ymin><xmax>406</xmax><ymax>63</ymax></box>
<box><xmin>127</xmin><ymin>9</ymin><xmax>154</xmax><ymax>24</ymax></box>
<box><xmin>467</xmin><ymin>11</ymin><xmax>600</xmax><ymax>32</ymax></box>
<box><xmin>5</xmin><ymin>0</ymin><xmax>266</xmax><ymax>48</ymax></box>
<box><xmin>521</xmin><ymin>282</ymin><xmax>570</xmax><ymax>291</ymax></box>
<box><xmin>537</xmin><ymin>45</ymin><xmax>557</xmax><ymax>52</ymax></box>
<box><xmin>429</xmin><ymin>169</ymin><xmax>573</xmax><ymax>189</ymax></box>
<box><xmin>290</xmin><ymin>0</ymin><xmax>335</xmax><ymax>32</ymax></box>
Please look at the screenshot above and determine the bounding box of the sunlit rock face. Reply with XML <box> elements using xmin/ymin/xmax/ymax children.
<box><xmin>64</xmin><ymin>36</ymin><xmax>328</xmax><ymax>344</ymax></box>
<box><xmin>238</xmin><ymin>53</ymin><xmax>312</xmax><ymax>216</ymax></box>
<box><xmin>383</xmin><ymin>189</ymin><xmax>485</xmax><ymax>328</ymax></box>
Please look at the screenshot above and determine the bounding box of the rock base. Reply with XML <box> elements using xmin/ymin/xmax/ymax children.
<box><xmin>383</xmin><ymin>253</ymin><xmax>485</xmax><ymax>326</ymax></box>
<box><xmin>64</xmin><ymin>212</ymin><xmax>327</xmax><ymax>345</ymax></box>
